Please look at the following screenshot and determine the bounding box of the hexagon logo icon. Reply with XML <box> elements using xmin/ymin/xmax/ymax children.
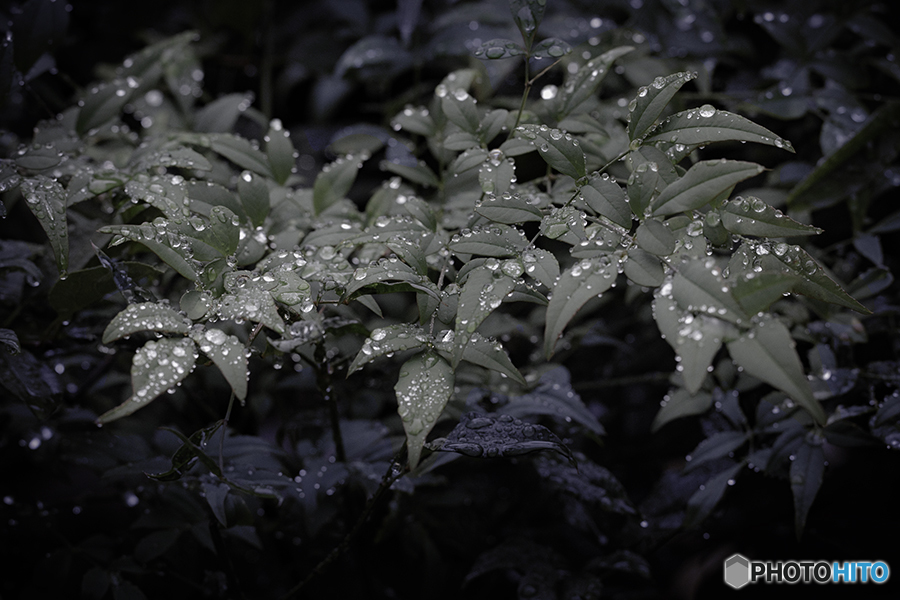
<box><xmin>724</xmin><ymin>554</ymin><xmax>751</xmax><ymax>589</ymax></box>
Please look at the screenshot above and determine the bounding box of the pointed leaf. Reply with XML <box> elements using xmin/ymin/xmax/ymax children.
<box><xmin>624</xmin><ymin>248</ymin><xmax>664</xmax><ymax>287</ymax></box>
<box><xmin>100</xmin><ymin>223</ymin><xmax>199</xmax><ymax>281</ymax></box>
<box><xmin>503</xmin><ymin>367</ymin><xmax>603</xmax><ymax>435</ymax></box>
<box><xmin>544</xmin><ymin>256</ymin><xmax>618</xmax><ymax>358</ymax></box>
<box><xmin>449</xmin><ymin>224</ymin><xmax>529</xmax><ymax>257</ymax></box>
<box><xmin>348</xmin><ymin>324</ymin><xmax>432</xmax><ymax>375</ymax></box>
<box><xmin>558</xmin><ymin>46</ymin><xmax>634</xmax><ymax>116</ymax></box>
<box><xmin>135</xmin><ymin>146</ymin><xmax>212</xmax><ymax>172</ymax></box>
<box><xmin>395</xmin><ymin>351</ymin><xmax>454</xmax><ymax>469</ymax></box>
<box><xmin>516</xmin><ymin>124</ymin><xmax>586</xmax><ymax>179</ymax></box>
<box><xmin>726</xmin><ymin>315</ymin><xmax>825</xmax><ymax>424</ymax></box>
<box><xmin>194</xmin><ymin>93</ymin><xmax>252</xmax><ymax>133</ymax></box>
<box><xmin>731</xmin><ymin>272</ymin><xmax>800</xmax><ymax>315</ymax></box>
<box><xmin>580</xmin><ymin>173</ymin><xmax>631</xmax><ymax>228</ymax></box>
<box><xmin>720</xmin><ymin>196</ymin><xmax>821</xmax><ymax>237</ymax></box>
<box><xmin>207</xmin><ymin>134</ymin><xmax>274</xmax><ymax>178</ymax></box>
<box><xmin>473</xmin><ymin>38</ymin><xmax>525</xmax><ymax>59</ymax></box>
<box><xmin>124</xmin><ymin>174</ymin><xmax>191</xmax><ymax>221</ymax></box>
<box><xmin>671</xmin><ymin>258</ymin><xmax>747</xmax><ymax>325</ymax></box>
<box><xmin>237</xmin><ymin>171</ymin><xmax>270</xmax><ymax>227</ymax></box>
<box><xmin>380</xmin><ymin>160</ymin><xmax>440</xmax><ymax>187</ymax></box>
<box><xmin>20</xmin><ymin>176</ymin><xmax>68</xmax><ymax>277</ymax></box>
<box><xmin>435</xmin><ymin>331</ymin><xmax>526</xmax><ymax>385</ymax></box>
<box><xmin>651</xmin><ymin>160</ymin><xmax>764</xmax><ymax>216</ymax></box>
<box><xmin>454</xmin><ymin>266</ymin><xmax>516</xmax><ymax>366</ymax></box>
<box><xmin>521</xmin><ymin>248</ymin><xmax>559</xmax><ymax>289</ymax></box>
<box><xmin>684</xmin><ymin>462</ymin><xmax>742</xmax><ymax>527</ymax></box>
<box><xmin>790</xmin><ymin>435</ymin><xmax>826</xmax><ymax>538</ymax></box>
<box><xmin>509</xmin><ymin>0</ymin><xmax>546</xmax><ymax>41</ymax></box>
<box><xmin>653</xmin><ymin>295</ymin><xmax>727</xmax><ymax>393</ymax></box>
<box><xmin>266</xmin><ymin>120</ymin><xmax>296</xmax><ymax>185</ymax></box>
<box><xmin>97</xmin><ymin>338</ymin><xmax>197</xmax><ymax>424</ymax></box>
<box><xmin>197</xmin><ymin>206</ymin><xmax>240</xmax><ymax>256</ymax></box>
<box><xmin>441</xmin><ymin>89</ymin><xmax>480</xmax><ymax>135</ymax></box>
<box><xmin>314</xmin><ymin>153</ymin><xmax>364</xmax><ymax>215</ymax></box>
<box><xmin>531</xmin><ymin>38</ymin><xmax>572</xmax><ymax>60</ymax></box>
<box><xmin>103</xmin><ymin>302</ymin><xmax>190</xmax><ymax>344</ymax></box>
<box><xmin>344</xmin><ymin>257</ymin><xmax>437</xmax><ymax>299</ymax></box>
<box><xmin>652</xmin><ymin>388</ymin><xmax>713</xmax><ymax>431</ymax></box>
<box><xmin>476</xmin><ymin>191</ymin><xmax>543</xmax><ymax>224</ymax></box>
<box><xmin>684</xmin><ymin>431</ymin><xmax>748</xmax><ymax>473</ymax></box>
<box><xmin>76</xmin><ymin>79</ymin><xmax>137</xmax><ymax>134</ymax></box>
<box><xmin>391</xmin><ymin>105</ymin><xmax>435</xmax><ymax>137</ymax></box>
<box><xmin>439</xmin><ymin>412</ymin><xmax>573</xmax><ymax>464</ymax></box>
<box><xmin>644</xmin><ymin>107</ymin><xmax>795</xmax><ymax>151</ymax></box>
<box><xmin>627</xmin><ymin>71</ymin><xmax>697</xmax><ymax>142</ymax></box>
<box><xmin>635</xmin><ymin>218</ymin><xmax>676</xmax><ymax>256</ymax></box>
<box><xmin>478</xmin><ymin>155</ymin><xmax>515</xmax><ymax>195</ymax></box>
<box><xmin>190</xmin><ymin>327</ymin><xmax>248</xmax><ymax>401</ymax></box>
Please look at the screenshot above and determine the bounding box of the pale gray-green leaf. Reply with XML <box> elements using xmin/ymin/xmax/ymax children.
<box><xmin>521</xmin><ymin>248</ymin><xmax>559</xmax><ymax>289</ymax></box>
<box><xmin>314</xmin><ymin>153</ymin><xmax>364</xmax><ymax>215</ymax></box>
<box><xmin>20</xmin><ymin>176</ymin><xmax>68</xmax><ymax>277</ymax></box>
<box><xmin>558</xmin><ymin>46</ymin><xmax>634</xmax><ymax>116</ymax></box>
<box><xmin>473</xmin><ymin>38</ymin><xmax>525</xmax><ymax>59</ymax></box>
<box><xmin>651</xmin><ymin>160</ymin><xmax>764</xmax><ymax>217</ymax></box>
<box><xmin>653</xmin><ymin>294</ymin><xmax>727</xmax><ymax>393</ymax></box>
<box><xmin>436</xmin><ymin>331</ymin><xmax>526</xmax><ymax>385</ymax></box>
<box><xmin>349</xmin><ymin>324</ymin><xmax>432</xmax><ymax>375</ymax></box>
<box><xmin>516</xmin><ymin>124</ymin><xmax>586</xmax><ymax>180</ymax></box>
<box><xmin>395</xmin><ymin>351</ymin><xmax>454</xmax><ymax>469</ymax></box>
<box><xmin>454</xmin><ymin>266</ymin><xmax>516</xmax><ymax>367</ymax></box>
<box><xmin>449</xmin><ymin>224</ymin><xmax>529</xmax><ymax>258</ymax></box>
<box><xmin>652</xmin><ymin>388</ymin><xmax>713</xmax><ymax>431</ymax></box>
<box><xmin>580</xmin><ymin>173</ymin><xmax>631</xmax><ymax>228</ymax></box>
<box><xmin>190</xmin><ymin>327</ymin><xmax>248</xmax><ymax>400</ymax></box>
<box><xmin>635</xmin><ymin>218</ymin><xmax>675</xmax><ymax>256</ymax></box>
<box><xmin>266</xmin><ymin>120</ymin><xmax>296</xmax><ymax>185</ymax></box>
<box><xmin>627</xmin><ymin>71</ymin><xmax>697</xmax><ymax>142</ymax></box>
<box><xmin>624</xmin><ymin>248</ymin><xmax>664</xmax><ymax>287</ymax></box>
<box><xmin>100</xmin><ymin>222</ymin><xmax>199</xmax><ymax>282</ymax></box>
<box><xmin>238</xmin><ymin>171</ymin><xmax>270</xmax><ymax>227</ymax></box>
<box><xmin>475</xmin><ymin>191</ymin><xmax>543</xmax><ymax>224</ymax></box>
<box><xmin>720</xmin><ymin>196</ymin><xmax>821</xmax><ymax>237</ymax></box>
<box><xmin>102</xmin><ymin>302</ymin><xmax>190</xmax><ymax>344</ymax></box>
<box><xmin>671</xmin><ymin>258</ymin><xmax>747</xmax><ymax>325</ymax></box>
<box><xmin>77</xmin><ymin>79</ymin><xmax>136</xmax><ymax>134</ymax></box>
<box><xmin>644</xmin><ymin>107</ymin><xmax>795</xmax><ymax>151</ymax></box>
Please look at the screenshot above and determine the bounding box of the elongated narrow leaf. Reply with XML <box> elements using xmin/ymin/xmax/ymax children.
<box><xmin>435</xmin><ymin>331</ymin><xmax>525</xmax><ymax>385</ymax></box>
<box><xmin>671</xmin><ymin>258</ymin><xmax>747</xmax><ymax>325</ymax></box>
<box><xmin>344</xmin><ymin>257</ymin><xmax>435</xmax><ymax>299</ymax></box>
<box><xmin>349</xmin><ymin>324</ymin><xmax>431</xmax><ymax>374</ymax></box>
<box><xmin>509</xmin><ymin>0</ymin><xmax>546</xmax><ymax>41</ymax></box>
<box><xmin>476</xmin><ymin>191</ymin><xmax>542</xmax><ymax>224</ymax></box>
<box><xmin>624</xmin><ymin>248</ymin><xmax>664</xmax><ymax>287</ymax></box>
<box><xmin>544</xmin><ymin>256</ymin><xmax>618</xmax><ymax>358</ymax></box>
<box><xmin>190</xmin><ymin>327</ymin><xmax>248</xmax><ymax>401</ymax></box>
<box><xmin>651</xmin><ymin>160</ymin><xmax>764</xmax><ymax>216</ymax></box>
<box><xmin>449</xmin><ymin>224</ymin><xmax>529</xmax><ymax>257</ymax></box>
<box><xmin>756</xmin><ymin>243</ymin><xmax>869</xmax><ymax>313</ymax></box>
<box><xmin>653</xmin><ymin>294</ymin><xmax>727</xmax><ymax>393</ymax></box>
<box><xmin>684</xmin><ymin>431</ymin><xmax>748</xmax><ymax>473</ymax></box>
<box><xmin>76</xmin><ymin>79</ymin><xmax>137</xmax><ymax>134</ymax></box>
<box><xmin>503</xmin><ymin>366</ymin><xmax>603</xmax><ymax>435</ymax></box>
<box><xmin>791</xmin><ymin>435</ymin><xmax>826</xmax><ymax>539</ymax></box>
<box><xmin>726</xmin><ymin>316</ymin><xmax>824</xmax><ymax>423</ymax></box>
<box><xmin>516</xmin><ymin>125</ymin><xmax>586</xmax><ymax>179</ymax></box>
<box><xmin>97</xmin><ymin>338</ymin><xmax>198</xmax><ymax>424</ymax></box>
<box><xmin>531</xmin><ymin>38</ymin><xmax>572</xmax><ymax>60</ymax></box>
<box><xmin>395</xmin><ymin>351</ymin><xmax>454</xmax><ymax>469</ymax></box>
<box><xmin>381</xmin><ymin>160</ymin><xmax>440</xmax><ymax>187</ymax></box>
<box><xmin>237</xmin><ymin>170</ymin><xmax>270</xmax><ymax>227</ymax></box>
<box><xmin>720</xmin><ymin>196</ymin><xmax>821</xmax><ymax>237</ymax></box>
<box><xmin>194</xmin><ymin>93</ymin><xmax>252</xmax><ymax>133</ymax></box>
<box><xmin>652</xmin><ymin>389</ymin><xmax>713</xmax><ymax>431</ymax></box>
<box><xmin>441</xmin><ymin>89</ymin><xmax>480</xmax><ymax>135</ymax></box>
<box><xmin>474</xmin><ymin>38</ymin><xmax>525</xmax><ymax>59</ymax></box>
<box><xmin>521</xmin><ymin>248</ymin><xmax>559</xmax><ymax>289</ymax></box>
<box><xmin>207</xmin><ymin>134</ymin><xmax>274</xmax><ymax>178</ymax></box>
<box><xmin>266</xmin><ymin>120</ymin><xmax>296</xmax><ymax>185</ymax></box>
<box><xmin>558</xmin><ymin>46</ymin><xmax>634</xmax><ymax>116</ymax></box>
<box><xmin>627</xmin><ymin>71</ymin><xmax>697</xmax><ymax>142</ymax></box>
<box><xmin>101</xmin><ymin>222</ymin><xmax>199</xmax><ymax>281</ymax></box>
<box><xmin>125</xmin><ymin>174</ymin><xmax>191</xmax><ymax>221</ymax></box>
<box><xmin>684</xmin><ymin>462</ymin><xmax>743</xmax><ymax>528</ymax></box>
<box><xmin>644</xmin><ymin>107</ymin><xmax>795</xmax><ymax>151</ymax></box>
<box><xmin>454</xmin><ymin>266</ymin><xmax>516</xmax><ymax>366</ymax></box>
<box><xmin>731</xmin><ymin>272</ymin><xmax>800</xmax><ymax>315</ymax></box>
<box><xmin>391</xmin><ymin>105</ymin><xmax>435</xmax><ymax>137</ymax></box>
<box><xmin>20</xmin><ymin>176</ymin><xmax>68</xmax><ymax>277</ymax></box>
<box><xmin>635</xmin><ymin>218</ymin><xmax>676</xmax><ymax>256</ymax></box>
<box><xmin>580</xmin><ymin>173</ymin><xmax>631</xmax><ymax>228</ymax></box>
<box><xmin>102</xmin><ymin>302</ymin><xmax>190</xmax><ymax>344</ymax></box>
<box><xmin>314</xmin><ymin>153</ymin><xmax>364</xmax><ymax>215</ymax></box>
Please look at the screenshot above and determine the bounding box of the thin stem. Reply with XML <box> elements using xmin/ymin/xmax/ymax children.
<box><xmin>219</xmin><ymin>391</ymin><xmax>236</xmax><ymax>473</ymax></box>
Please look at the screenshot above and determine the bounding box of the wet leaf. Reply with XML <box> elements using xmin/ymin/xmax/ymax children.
<box><xmin>217</xmin><ymin>286</ymin><xmax>285</xmax><ymax>335</ymax></box>
<box><xmin>790</xmin><ymin>435</ymin><xmax>826</xmax><ymax>539</ymax></box>
<box><xmin>266</xmin><ymin>120</ymin><xmax>295</xmax><ymax>185</ymax></box>
<box><xmin>531</xmin><ymin>37</ymin><xmax>572</xmax><ymax>60</ymax></box>
<box><xmin>102</xmin><ymin>302</ymin><xmax>190</xmax><ymax>344</ymax></box>
<box><xmin>652</xmin><ymin>388</ymin><xmax>713</xmax><ymax>431</ymax></box>
<box><xmin>380</xmin><ymin>160</ymin><xmax>440</xmax><ymax>187</ymax></box>
<box><xmin>516</xmin><ymin>124</ymin><xmax>586</xmax><ymax>179</ymax></box>
<box><xmin>627</xmin><ymin>71</ymin><xmax>697</xmax><ymax>142</ymax></box>
<box><xmin>627</xmin><ymin>162</ymin><xmax>661</xmax><ymax>217</ymax></box>
<box><xmin>545</xmin><ymin>256</ymin><xmax>618</xmax><ymax>358</ymax></box>
<box><xmin>624</xmin><ymin>248</ymin><xmax>664</xmax><ymax>287</ymax></box>
<box><xmin>14</xmin><ymin>144</ymin><xmax>63</xmax><ymax>172</ymax></box>
<box><xmin>193</xmin><ymin>93</ymin><xmax>252</xmax><ymax>133</ymax></box>
<box><xmin>238</xmin><ymin>171</ymin><xmax>270</xmax><ymax>227</ymax></box>
<box><xmin>124</xmin><ymin>174</ymin><xmax>191</xmax><ymax>221</ymax></box>
<box><xmin>558</xmin><ymin>46</ymin><xmax>634</xmax><ymax>116</ymax></box>
<box><xmin>651</xmin><ymin>160</ymin><xmax>764</xmax><ymax>216</ymax></box>
<box><xmin>521</xmin><ymin>248</ymin><xmax>559</xmax><ymax>289</ymax></box>
<box><xmin>204</xmin><ymin>134</ymin><xmax>274</xmax><ymax>178</ymax></box>
<box><xmin>97</xmin><ymin>337</ymin><xmax>198</xmax><ymax>424</ymax></box>
<box><xmin>348</xmin><ymin>323</ymin><xmax>431</xmax><ymax>375</ymax></box>
<box><xmin>391</xmin><ymin>105</ymin><xmax>435</xmax><ymax>137</ymax></box>
<box><xmin>509</xmin><ymin>0</ymin><xmax>546</xmax><ymax>41</ymax></box>
<box><xmin>189</xmin><ymin>327</ymin><xmax>248</xmax><ymax>401</ymax></box>
<box><xmin>671</xmin><ymin>258</ymin><xmax>747</xmax><ymax>325</ymax></box>
<box><xmin>644</xmin><ymin>107</ymin><xmax>795</xmax><ymax>151</ymax></box>
<box><xmin>580</xmin><ymin>173</ymin><xmax>631</xmax><ymax>228</ymax></box>
<box><xmin>635</xmin><ymin>218</ymin><xmax>676</xmax><ymax>256</ymax></box>
<box><xmin>314</xmin><ymin>153</ymin><xmax>364</xmax><ymax>215</ymax></box>
<box><xmin>449</xmin><ymin>224</ymin><xmax>528</xmax><ymax>258</ymax></box>
<box><xmin>684</xmin><ymin>462</ymin><xmax>743</xmax><ymax>528</ymax></box>
<box><xmin>475</xmin><ymin>191</ymin><xmax>543</xmax><ymax>224</ymax></box>
<box><xmin>395</xmin><ymin>351</ymin><xmax>454</xmax><ymax>469</ymax></box>
<box><xmin>536</xmin><ymin>456</ymin><xmax>634</xmax><ymax>513</ymax></box>
<box><xmin>684</xmin><ymin>431</ymin><xmax>748</xmax><ymax>473</ymax></box>
<box><xmin>719</xmin><ymin>196</ymin><xmax>821</xmax><ymax>237</ymax></box>
<box><xmin>454</xmin><ymin>265</ymin><xmax>516</xmax><ymax>367</ymax></box>
<box><xmin>653</xmin><ymin>294</ymin><xmax>727</xmax><ymax>393</ymax></box>
<box><xmin>439</xmin><ymin>412</ymin><xmax>573</xmax><ymax>464</ymax></box>
<box><xmin>731</xmin><ymin>272</ymin><xmax>800</xmax><ymax>315</ymax></box>
<box><xmin>134</xmin><ymin>146</ymin><xmax>212</xmax><ymax>172</ymax></box>
<box><xmin>473</xmin><ymin>38</ymin><xmax>525</xmax><ymax>60</ymax></box>
<box><xmin>435</xmin><ymin>331</ymin><xmax>526</xmax><ymax>385</ymax></box>
<box><xmin>20</xmin><ymin>176</ymin><xmax>68</xmax><ymax>277</ymax></box>
<box><xmin>344</xmin><ymin>257</ymin><xmax>437</xmax><ymax>300</ymax></box>
<box><xmin>76</xmin><ymin>79</ymin><xmax>136</xmax><ymax>134</ymax></box>
<box><xmin>441</xmin><ymin>88</ymin><xmax>480</xmax><ymax>135</ymax></box>
<box><xmin>726</xmin><ymin>315</ymin><xmax>825</xmax><ymax>424</ymax></box>
<box><xmin>503</xmin><ymin>366</ymin><xmax>604</xmax><ymax>435</ymax></box>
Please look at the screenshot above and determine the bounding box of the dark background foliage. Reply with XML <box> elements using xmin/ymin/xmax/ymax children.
<box><xmin>2</xmin><ymin>0</ymin><xmax>900</xmax><ymax>599</ymax></box>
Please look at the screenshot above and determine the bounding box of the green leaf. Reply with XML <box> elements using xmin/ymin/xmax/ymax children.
<box><xmin>558</xmin><ymin>46</ymin><xmax>634</xmax><ymax>116</ymax></box>
<box><xmin>314</xmin><ymin>153</ymin><xmax>364</xmax><ymax>215</ymax></box>
<box><xmin>217</xmin><ymin>276</ymin><xmax>286</xmax><ymax>335</ymax></box>
<box><xmin>684</xmin><ymin>462</ymin><xmax>743</xmax><ymax>528</ymax></box>
<box><xmin>344</xmin><ymin>257</ymin><xmax>437</xmax><ymax>300</ymax></box>
<box><xmin>671</xmin><ymin>258</ymin><xmax>747</xmax><ymax>325</ymax></box>
<box><xmin>450</xmin><ymin>148</ymin><xmax>489</xmax><ymax>173</ymax></box>
<box><xmin>726</xmin><ymin>315</ymin><xmax>825</xmax><ymax>424</ymax></box>
<box><xmin>449</xmin><ymin>224</ymin><xmax>529</xmax><ymax>258</ymax></box>
<box><xmin>474</xmin><ymin>38</ymin><xmax>526</xmax><ymax>59</ymax></box>
<box><xmin>644</xmin><ymin>107</ymin><xmax>795</xmax><ymax>151</ymax></box>
<box><xmin>531</xmin><ymin>38</ymin><xmax>572</xmax><ymax>60</ymax></box>
<box><xmin>15</xmin><ymin>143</ymin><xmax>63</xmax><ymax>172</ymax></box>
<box><xmin>97</xmin><ymin>337</ymin><xmax>198</xmax><ymax>424</ymax></box>
<box><xmin>391</xmin><ymin>105</ymin><xmax>435</xmax><ymax>137</ymax></box>
<box><xmin>653</xmin><ymin>295</ymin><xmax>727</xmax><ymax>393</ymax></box>
<box><xmin>454</xmin><ymin>265</ymin><xmax>516</xmax><ymax>367</ymax></box>
<box><xmin>790</xmin><ymin>435</ymin><xmax>826</xmax><ymax>539</ymax></box>
<box><xmin>265</xmin><ymin>120</ymin><xmax>296</xmax><ymax>185</ymax></box>
<box><xmin>521</xmin><ymin>248</ymin><xmax>559</xmax><ymax>289</ymax></box>
<box><xmin>76</xmin><ymin>79</ymin><xmax>137</xmax><ymax>135</ymax></box>
<box><xmin>441</xmin><ymin>88</ymin><xmax>480</xmax><ymax>135</ymax></box>
<box><xmin>580</xmin><ymin>173</ymin><xmax>631</xmax><ymax>228</ymax></box>
<box><xmin>516</xmin><ymin>124</ymin><xmax>586</xmax><ymax>179</ymax></box>
<box><xmin>348</xmin><ymin>324</ymin><xmax>432</xmax><ymax>375</ymax></box>
<box><xmin>509</xmin><ymin>0</ymin><xmax>546</xmax><ymax>41</ymax></box>
<box><xmin>652</xmin><ymin>388</ymin><xmax>713</xmax><ymax>431</ymax></box>
<box><xmin>684</xmin><ymin>431</ymin><xmax>748</xmax><ymax>473</ymax></box>
<box><xmin>476</xmin><ymin>191</ymin><xmax>543</xmax><ymax>224</ymax></box>
<box><xmin>624</xmin><ymin>248</ymin><xmax>665</xmax><ymax>287</ymax></box>
<box><xmin>436</xmin><ymin>331</ymin><xmax>526</xmax><ymax>386</ymax></box>
<box><xmin>719</xmin><ymin>196</ymin><xmax>821</xmax><ymax>237</ymax></box>
<box><xmin>478</xmin><ymin>155</ymin><xmax>515</xmax><ymax>195</ymax></box>
<box><xmin>479</xmin><ymin>109</ymin><xmax>509</xmax><ymax>144</ymax></box>
<box><xmin>544</xmin><ymin>256</ymin><xmax>618</xmax><ymax>358</ymax></box>
<box><xmin>651</xmin><ymin>160</ymin><xmax>764</xmax><ymax>217</ymax></box>
<box><xmin>124</xmin><ymin>174</ymin><xmax>191</xmax><ymax>222</ymax></box>
<box><xmin>193</xmin><ymin>93</ymin><xmax>252</xmax><ymax>133</ymax></box>
<box><xmin>238</xmin><ymin>171</ymin><xmax>270</xmax><ymax>227</ymax></box>
<box><xmin>189</xmin><ymin>327</ymin><xmax>248</xmax><ymax>401</ymax></box>
<box><xmin>102</xmin><ymin>302</ymin><xmax>190</xmax><ymax>344</ymax></box>
<box><xmin>627</xmin><ymin>71</ymin><xmax>698</xmax><ymax>142</ymax></box>
<box><xmin>635</xmin><ymin>218</ymin><xmax>676</xmax><ymax>256</ymax></box>
<box><xmin>380</xmin><ymin>160</ymin><xmax>440</xmax><ymax>187</ymax></box>
<box><xmin>206</xmin><ymin>134</ymin><xmax>274</xmax><ymax>178</ymax></box>
<box><xmin>395</xmin><ymin>351</ymin><xmax>454</xmax><ymax>469</ymax></box>
<box><xmin>540</xmin><ymin>206</ymin><xmax>586</xmax><ymax>243</ymax></box>
<box><xmin>197</xmin><ymin>206</ymin><xmax>240</xmax><ymax>256</ymax></box>
<box><xmin>134</xmin><ymin>146</ymin><xmax>212</xmax><ymax>172</ymax></box>
<box><xmin>731</xmin><ymin>272</ymin><xmax>800</xmax><ymax>315</ymax></box>
<box><xmin>20</xmin><ymin>176</ymin><xmax>68</xmax><ymax>277</ymax></box>
<box><xmin>626</xmin><ymin>162</ymin><xmax>661</xmax><ymax>217</ymax></box>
